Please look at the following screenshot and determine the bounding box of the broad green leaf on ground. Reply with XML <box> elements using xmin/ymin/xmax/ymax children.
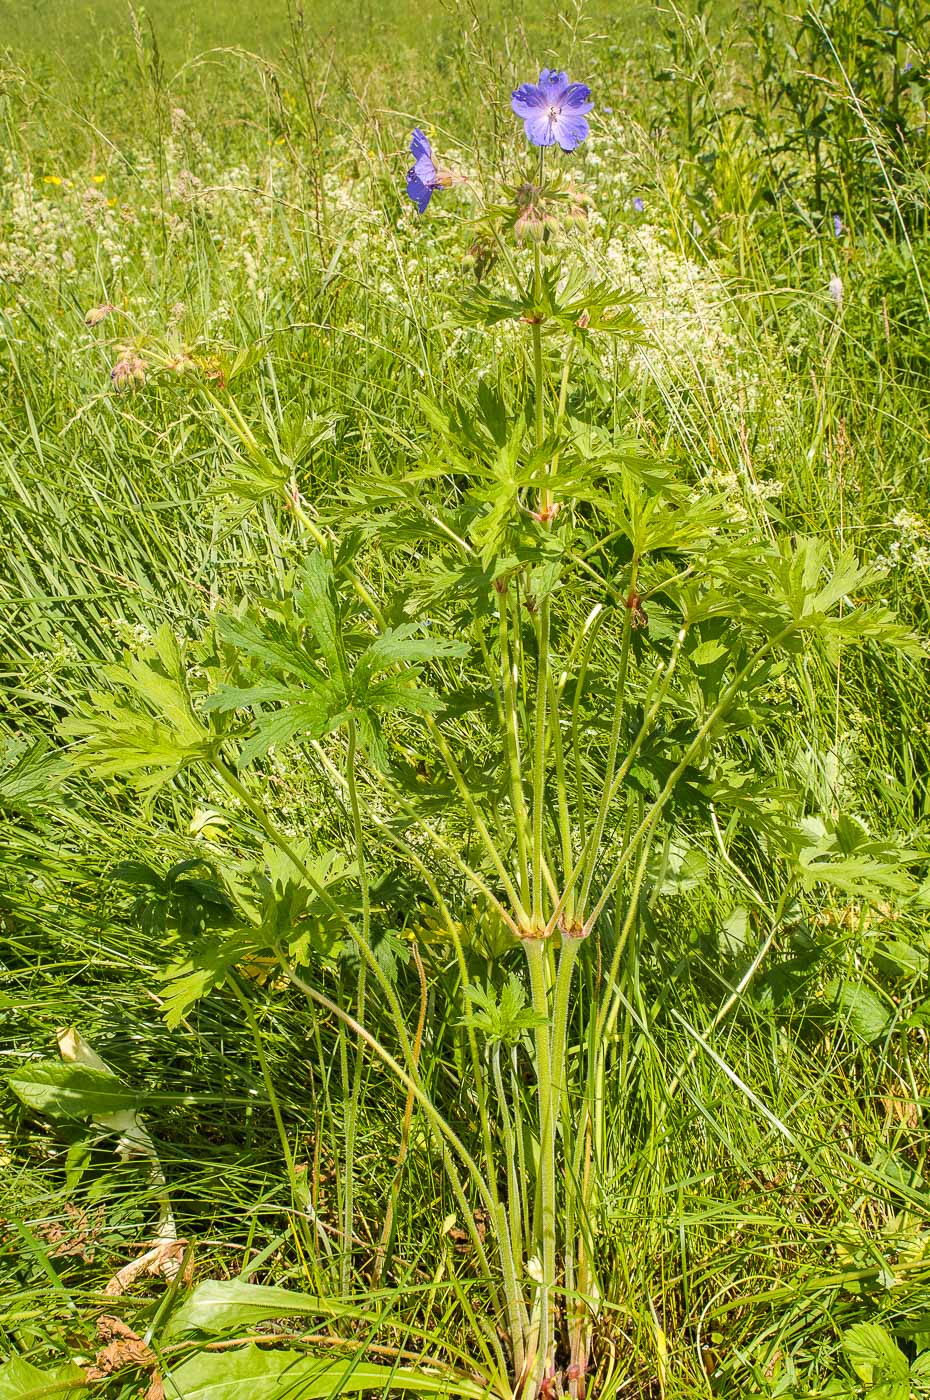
<box><xmin>165</xmin><ymin>1280</ymin><xmax>348</xmax><ymax>1337</ymax></box>
<box><xmin>0</xmin><ymin>1357</ymin><xmax>85</xmax><ymax>1400</ymax></box>
<box><xmin>162</xmin><ymin>1345</ymin><xmax>488</xmax><ymax>1399</ymax></box>
<box><xmin>824</xmin><ymin>981</ymin><xmax>893</xmax><ymax>1045</ymax></box>
<box><xmin>7</xmin><ymin>1061</ymin><xmax>142</xmax><ymax>1119</ymax></box>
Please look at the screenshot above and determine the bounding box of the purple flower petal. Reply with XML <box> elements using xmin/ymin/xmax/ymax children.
<box><xmin>561</xmin><ymin>82</ymin><xmax>593</xmax><ymax>113</ymax></box>
<box><xmin>511</xmin><ymin>82</ymin><xmax>548</xmax><ymax>117</ymax></box>
<box><xmin>524</xmin><ymin>110</ymin><xmax>558</xmax><ymax>147</ymax></box>
<box><xmin>406</xmin><ymin>169</ymin><xmax>434</xmax><ymax>213</ymax></box>
<box><xmin>410</xmin><ymin>128</ymin><xmax>432</xmax><ymax>162</ymax></box>
<box><xmin>539</xmin><ymin>69</ymin><xmax>569</xmax><ymax>104</ymax></box>
<box><xmin>551</xmin><ymin>111</ymin><xmax>589</xmax><ymax>151</ymax></box>
<box><xmin>412</xmin><ymin>151</ymin><xmax>437</xmax><ymax>186</ymax></box>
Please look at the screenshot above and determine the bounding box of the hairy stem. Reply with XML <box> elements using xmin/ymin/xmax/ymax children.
<box><xmin>342</xmin><ymin>717</ymin><xmax>368</xmax><ymax>1291</ymax></box>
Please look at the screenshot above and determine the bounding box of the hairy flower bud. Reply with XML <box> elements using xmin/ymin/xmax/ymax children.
<box><xmin>110</xmin><ymin>353</ymin><xmax>146</xmax><ymax>390</ymax></box>
<box><xmin>85</xmin><ymin>303</ymin><xmax>115</xmax><ymax>327</ymax></box>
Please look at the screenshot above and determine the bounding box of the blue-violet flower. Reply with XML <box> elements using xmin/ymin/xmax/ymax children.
<box><xmin>511</xmin><ymin>69</ymin><xmax>593</xmax><ymax>151</ymax></box>
<box><xmin>405</xmin><ymin>128</ymin><xmax>458</xmax><ymax>213</ymax></box>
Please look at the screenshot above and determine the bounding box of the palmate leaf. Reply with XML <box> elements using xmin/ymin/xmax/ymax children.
<box><xmin>537</xmin><ymin>264</ymin><xmax>643</xmax><ymax>338</ymax></box>
<box><xmin>365</xmin><ymin>678</ymin><xmax>444</xmax><ymax>716</ymax></box>
<box><xmin>0</xmin><ymin>736</ymin><xmax>66</xmax><ymax>812</ymax></box>
<box><xmin>417</xmin><ymin>391</ymin><xmax>509</xmax><ymax>471</ymax></box>
<box><xmin>606</xmin><ymin>470</ymin><xmax>719</xmax><ymax>559</ymax></box>
<box><xmin>258</xmin><ymin>842</ymin><xmax>354</xmax><ymax>963</ymax></box>
<box><xmin>161</xmin><ymin>934</ymin><xmax>258</xmax><ymax>1028</ymax></box>
<box><xmin>454</xmin><ymin>263</ymin><xmax>642</xmax><ymax>341</ymax></box>
<box><xmin>62</xmin><ymin>623</ymin><xmax>214</xmax><ymax>799</ymax></box>
<box><xmin>213</xmin><ymin>550</ymin><xmax>466</xmax><ymax>768</ymax></box>
<box><xmin>239</xmin><ymin>699</ymin><xmax>347</xmax><ymax>767</ymax></box>
<box><xmin>790</xmin><ymin>812</ymin><xmax>922</xmax><ymax>899</ymax></box>
<box><xmin>462</xmin><ymin>973</ymin><xmax>546</xmax><ymax>1050</ymax></box>
<box><xmin>358</xmin><ymin>623</ymin><xmax>468</xmax><ymax>675</ymax></box>
<box><xmin>296</xmin><ymin>550</ymin><xmax>348</xmax><ymax>685</ymax></box>
<box><xmin>843</xmin><ymin>1322</ymin><xmax>910</xmax><ymax>1390</ymax></box>
<box><xmin>214</xmin><ymin>613</ymin><xmax>326</xmax><ymax>689</ymax></box>
<box><xmin>159</xmin><ymin>845</ymin><xmax>355</xmax><ymax>1025</ymax></box>
<box><xmin>112</xmin><ymin>856</ymin><xmax>239</xmax><ymax>940</ymax></box>
<box><xmin>763</xmin><ymin>538</ymin><xmax>915</xmax><ymax>642</ymax></box>
<box><xmin>466</xmin><ymin>435</ymin><xmax>560</xmax><ymax>566</ymax></box>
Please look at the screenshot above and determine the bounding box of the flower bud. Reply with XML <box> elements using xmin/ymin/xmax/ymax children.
<box><xmin>85</xmin><ymin>303</ymin><xmax>115</xmax><ymax>327</ymax></box>
<box><xmin>110</xmin><ymin>353</ymin><xmax>146</xmax><ymax>390</ymax></box>
<box><xmin>515</xmin><ymin>210</ymin><xmax>546</xmax><ymax>242</ymax></box>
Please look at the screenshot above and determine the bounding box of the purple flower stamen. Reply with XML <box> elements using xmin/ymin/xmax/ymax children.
<box><xmin>511</xmin><ymin>68</ymin><xmax>593</xmax><ymax>152</ymax></box>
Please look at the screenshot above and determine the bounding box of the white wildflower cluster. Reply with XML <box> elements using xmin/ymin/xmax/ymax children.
<box><xmin>595</xmin><ymin>226</ymin><xmax>748</xmax><ymax>406</ymax></box>
<box><xmin>873</xmin><ymin>508</ymin><xmax>930</xmax><ymax>575</ymax></box>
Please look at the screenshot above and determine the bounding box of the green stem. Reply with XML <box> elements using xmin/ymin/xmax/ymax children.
<box><xmin>510</xmin><ymin>1046</ymin><xmax>532</xmax><ymax>1283</ymax></box>
<box><xmin>342</xmin><ymin>717</ymin><xmax>369</xmax><ymax>1291</ymax></box>
<box><xmin>424</xmin><ymin>714</ymin><xmax>529</xmax><ymax>925</ymax></box>
<box><xmin>311</xmin><ymin>739</ymin><xmax>521</xmax><ymax>935</ymax></box>
<box><xmin>499</xmin><ymin>588</ymin><xmax>531</xmax><ymax>911</ymax></box>
<box><xmin>582</xmin><ymin>621</ymin><xmax>797</xmax><ymax>937</ymax></box>
<box><xmin>278</xmin><ymin>955</ymin><xmax>499</xmax><ymax>1269</ymax></box>
<box><xmin>230</xmin><ymin>979</ymin><xmax>298</xmax><ymax>1200</ymax></box>
<box><xmin>547</xmin><ymin>672</ymin><xmax>574</xmax><ymax>921</ymax></box>
<box><xmin>577</xmin><ymin>561</ymin><xmax>637</xmax><ymax>917</ymax></box>
<box><xmin>310</xmin><ymin>740</ymin><xmax>524</xmax><ymax>1359</ymax></box>
<box><xmin>492</xmin><ymin>1045</ymin><xmax>525</xmax><ymax>1285</ymax></box>
<box><xmin>531</xmin><ymin>595</ymin><xmax>550</xmax><ymax>929</ymax></box>
<box><xmin>569</xmin><ymin>604</ymin><xmax>608</xmax><ymax>855</ymax></box>
<box><xmin>211</xmin><ymin>758</ymin><xmax>417</xmax><ymax>1074</ymax></box>
<box><xmin>544</xmin><ymin>624</ymin><xmax>688</xmax><ymax>937</ymax></box>
<box><xmin>550</xmin><ymin>940</ymin><xmax>580</xmax><ymax>1136</ymax></box>
<box><xmin>524</xmin><ymin>939</ymin><xmax>555</xmax><ymax>1388</ymax></box>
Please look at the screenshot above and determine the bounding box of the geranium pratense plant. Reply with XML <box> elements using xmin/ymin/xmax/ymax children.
<box><xmin>64</xmin><ymin>60</ymin><xmax>922</xmax><ymax>1400</ymax></box>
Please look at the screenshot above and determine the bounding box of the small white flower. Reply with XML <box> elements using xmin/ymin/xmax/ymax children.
<box><xmin>829</xmin><ymin>275</ymin><xmax>843</xmax><ymax>306</ymax></box>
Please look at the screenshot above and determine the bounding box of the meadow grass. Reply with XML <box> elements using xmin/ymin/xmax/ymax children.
<box><xmin>1</xmin><ymin>0</ymin><xmax>930</xmax><ymax>1397</ymax></box>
